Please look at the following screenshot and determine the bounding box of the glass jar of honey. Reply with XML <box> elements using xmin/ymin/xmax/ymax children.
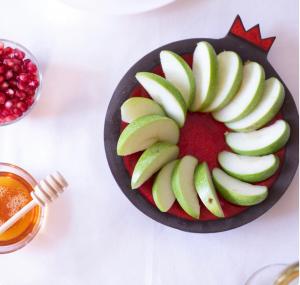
<box><xmin>0</xmin><ymin>162</ymin><xmax>45</xmax><ymax>253</ymax></box>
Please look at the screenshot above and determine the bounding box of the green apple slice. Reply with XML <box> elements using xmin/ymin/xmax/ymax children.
<box><xmin>121</xmin><ymin>97</ymin><xmax>165</xmax><ymax>123</ymax></box>
<box><xmin>172</xmin><ymin>155</ymin><xmax>200</xmax><ymax>219</ymax></box>
<box><xmin>136</xmin><ymin>72</ymin><xmax>186</xmax><ymax>127</ymax></box>
<box><xmin>131</xmin><ymin>142</ymin><xmax>179</xmax><ymax>189</ymax></box>
<box><xmin>190</xmin><ymin>41</ymin><xmax>218</xmax><ymax>111</ymax></box>
<box><xmin>212</xmin><ymin>168</ymin><xmax>268</xmax><ymax>206</ymax></box>
<box><xmin>213</xmin><ymin>61</ymin><xmax>265</xmax><ymax>122</ymax></box>
<box><xmin>117</xmin><ymin>115</ymin><xmax>179</xmax><ymax>156</ymax></box>
<box><xmin>226</xmin><ymin>77</ymin><xmax>285</xmax><ymax>131</ymax></box>
<box><xmin>218</xmin><ymin>151</ymin><xmax>279</xmax><ymax>182</ymax></box>
<box><xmin>225</xmin><ymin>120</ymin><xmax>290</xmax><ymax>156</ymax></box>
<box><xmin>203</xmin><ymin>51</ymin><xmax>243</xmax><ymax>112</ymax></box>
<box><xmin>194</xmin><ymin>162</ymin><xmax>224</xmax><ymax>217</ymax></box>
<box><xmin>160</xmin><ymin>50</ymin><xmax>195</xmax><ymax>108</ymax></box>
<box><xmin>152</xmin><ymin>160</ymin><xmax>179</xmax><ymax>212</ymax></box>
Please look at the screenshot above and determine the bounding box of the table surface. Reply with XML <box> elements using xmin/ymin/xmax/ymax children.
<box><xmin>0</xmin><ymin>0</ymin><xmax>298</xmax><ymax>284</ymax></box>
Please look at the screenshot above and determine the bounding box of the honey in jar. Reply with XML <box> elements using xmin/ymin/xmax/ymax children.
<box><xmin>0</xmin><ymin>171</ymin><xmax>42</xmax><ymax>248</ymax></box>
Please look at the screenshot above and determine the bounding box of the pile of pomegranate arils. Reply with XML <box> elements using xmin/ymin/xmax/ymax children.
<box><xmin>0</xmin><ymin>42</ymin><xmax>39</xmax><ymax>124</ymax></box>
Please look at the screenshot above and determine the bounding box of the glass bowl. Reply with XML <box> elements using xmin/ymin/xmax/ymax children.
<box><xmin>0</xmin><ymin>39</ymin><xmax>42</xmax><ymax>126</ymax></box>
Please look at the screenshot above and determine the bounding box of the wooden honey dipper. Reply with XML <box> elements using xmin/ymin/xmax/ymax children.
<box><xmin>0</xmin><ymin>171</ymin><xmax>68</xmax><ymax>235</ymax></box>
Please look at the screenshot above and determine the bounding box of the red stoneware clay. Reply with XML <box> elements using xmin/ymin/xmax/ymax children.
<box><xmin>121</xmin><ymin>54</ymin><xmax>285</xmax><ymax>221</ymax></box>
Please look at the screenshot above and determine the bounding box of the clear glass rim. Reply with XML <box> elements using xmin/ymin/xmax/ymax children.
<box><xmin>275</xmin><ymin>262</ymin><xmax>299</xmax><ymax>284</ymax></box>
<box><xmin>245</xmin><ymin>263</ymin><xmax>295</xmax><ymax>285</ymax></box>
<box><xmin>0</xmin><ymin>39</ymin><xmax>42</xmax><ymax>127</ymax></box>
<box><xmin>0</xmin><ymin>162</ymin><xmax>45</xmax><ymax>254</ymax></box>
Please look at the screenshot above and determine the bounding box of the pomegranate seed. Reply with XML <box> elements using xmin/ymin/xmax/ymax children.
<box><xmin>3</xmin><ymin>47</ymin><xmax>13</xmax><ymax>55</ymax></box>
<box><xmin>1</xmin><ymin>81</ymin><xmax>9</xmax><ymax>90</ymax></box>
<box><xmin>0</xmin><ymin>65</ymin><xmax>5</xmax><ymax>74</ymax></box>
<box><xmin>13</xmin><ymin>59</ymin><xmax>21</xmax><ymax>65</ymax></box>
<box><xmin>11</xmin><ymin>97</ymin><xmax>19</xmax><ymax>104</ymax></box>
<box><xmin>15</xmin><ymin>90</ymin><xmax>26</xmax><ymax>100</ymax></box>
<box><xmin>9</xmin><ymin>79</ymin><xmax>17</xmax><ymax>87</ymax></box>
<box><xmin>7</xmin><ymin>53</ymin><xmax>15</xmax><ymax>59</ymax></box>
<box><xmin>1</xmin><ymin>109</ymin><xmax>9</xmax><ymax>116</ymax></box>
<box><xmin>27</xmin><ymin>79</ymin><xmax>39</xmax><ymax>88</ymax></box>
<box><xmin>17</xmin><ymin>73</ymin><xmax>29</xmax><ymax>82</ymax></box>
<box><xmin>17</xmin><ymin>81</ymin><xmax>26</xmax><ymax>90</ymax></box>
<box><xmin>3</xmin><ymin>59</ymin><xmax>14</xmax><ymax>67</ymax></box>
<box><xmin>6</xmin><ymin>88</ymin><xmax>14</xmax><ymax>97</ymax></box>
<box><xmin>5</xmin><ymin>70</ymin><xmax>13</xmax><ymax>80</ymax></box>
<box><xmin>4</xmin><ymin>100</ymin><xmax>13</xmax><ymax>109</ymax></box>
<box><xmin>13</xmin><ymin>49</ymin><xmax>25</xmax><ymax>60</ymax></box>
<box><xmin>0</xmin><ymin>93</ymin><xmax>6</xmax><ymax>104</ymax></box>
<box><xmin>25</xmin><ymin>96</ymin><xmax>34</xmax><ymax>106</ymax></box>
<box><xmin>16</xmin><ymin>101</ymin><xmax>27</xmax><ymax>112</ymax></box>
<box><xmin>0</xmin><ymin>76</ymin><xmax>4</xmax><ymax>84</ymax></box>
<box><xmin>12</xmin><ymin>107</ymin><xmax>22</xmax><ymax>116</ymax></box>
<box><xmin>26</xmin><ymin>61</ymin><xmax>37</xmax><ymax>73</ymax></box>
<box><xmin>24</xmin><ymin>88</ymin><xmax>35</xmax><ymax>96</ymax></box>
<box><xmin>5</xmin><ymin>115</ymin><xmax>17</xmax><ymax>122</ymax></box>
<box><xmin>12</xmin><ymin>64</ymin><xmax>21</xmax><ymax>73</ymax></box>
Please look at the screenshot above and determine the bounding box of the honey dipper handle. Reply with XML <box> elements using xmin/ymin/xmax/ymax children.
<box><xmin>0</xmin><ymin>199</ymin><xmax>37</xmax><ymax>235</ymax></box>
<box><xmin>0</xmin><ymin>171</ymin><xmax>68</xmax><ymax>235</ymax></box>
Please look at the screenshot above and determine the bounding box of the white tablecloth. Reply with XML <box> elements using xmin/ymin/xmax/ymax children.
<box><xmin>0</xmin><ymin>0</ymin><xmax>298</xmax><ymax>284</ymax></box>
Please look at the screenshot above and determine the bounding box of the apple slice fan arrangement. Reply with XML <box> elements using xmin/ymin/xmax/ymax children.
<box><xmin>104</xmin><ymin>16</ymin><xmax>299</xmax><ymax>233</ymax></box>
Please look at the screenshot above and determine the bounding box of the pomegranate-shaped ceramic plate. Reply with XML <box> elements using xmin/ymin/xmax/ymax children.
<box><xmin>104</xmin><ymin>16</ymin><xmax>299</xmax><ymax>232</ymax></box>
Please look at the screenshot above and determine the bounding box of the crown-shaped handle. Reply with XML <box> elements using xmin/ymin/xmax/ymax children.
<box><xmin>229</xmin><ymin>15</ymin><xmax>276</xmax><ymax>53</ymax></box>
